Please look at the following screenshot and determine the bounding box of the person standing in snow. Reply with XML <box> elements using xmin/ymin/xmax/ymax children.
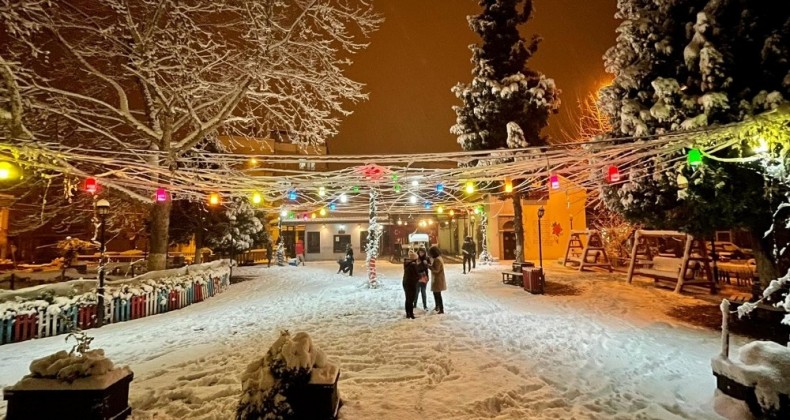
<box><xmin>428</xmin><ymin>245</ymin><xmax>446</xmax><ymax>314</ymax></box>
<box><xmin>265</xmin><ymin>240</ymin><xmax>273</xmax><ymax>268</ymax></box>
<box><xmin>402</xmin><ymin>250</ymin><xmax>420</xmax><ymax>319</ymax></box>
<box><xmin>295</xmin><ymin>239</ymin><xmax>306</xmax><ymax>266</ymax></box>
<box><xmin>413</xmin><ymin>247</ymin><xmax>430</xmax><ymax>311</ymax></box>
<box><xmin>462</xmin><ymin>236</ymin><xmax>475</xmax><ymax>274</ymax></box>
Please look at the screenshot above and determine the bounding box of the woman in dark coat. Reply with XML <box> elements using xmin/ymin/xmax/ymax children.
<box><xmin>402</xmin><ymin>250</ymin><xmax>420</xmax><ymax>319</ymax></box>
<box><xmin>413</xmin><ymin>247</ymin><xmax>430</xmax><ymax>311</ymax></box>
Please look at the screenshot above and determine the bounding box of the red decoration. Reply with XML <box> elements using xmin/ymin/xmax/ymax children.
<box><xmin>358</xmin><ymin>164</ymin><xmax>388</xmax><ymax>181</ymax></box>
<box><xmin>155</xmin><ymin>187</ymin><xmax>168</xmax><ymax>202</ymax></box>
<box><xmin>85</xmin><ymin>177</ymin><xmax>97</xmax><ymax>194</ymax></box>
<box><xmin>551</xmin><ymin>222</ymin><xmax>563</xmax><ymax>238</ymax></box>
<box><xmin>606</xmin><ymin>165</ymin><xmax>621</xmax><ymax>183</ymax></box>
<box><xmin>549</xmin><ymin>174</ymin><xmax>560</xmax><ymax>190</ymax></box>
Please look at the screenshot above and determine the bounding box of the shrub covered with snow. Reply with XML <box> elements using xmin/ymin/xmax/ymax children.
<box><xmin>11</xmin><ymin>329</ymin><xmax>131</xmax><ymax>391</ymax></box>
<box><xmin>236</xmin><ymin>330</ymin><xmax>335</xmax><ymax>420</ymax></box>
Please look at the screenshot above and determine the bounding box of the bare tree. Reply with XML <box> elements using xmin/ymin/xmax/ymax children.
<box><xmin>1</xmin><ymin>0</ymin><xmax>380</xmax><ymax>269</ymax></box>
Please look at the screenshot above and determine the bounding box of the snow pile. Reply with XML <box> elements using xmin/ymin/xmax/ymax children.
<box><xmin>712</xmin><ymin>341</ymin><xmax>790</xmax><ymax>412</ymax></box>
<box><xmin>12</xmin><ymin>348</ymin><xmax>131</xmax><ymax>391</ymax></box>
<box><xmin>236</xmin><ymin>330</ymin><xmax>334</xmax><ymax>419</ymax></box>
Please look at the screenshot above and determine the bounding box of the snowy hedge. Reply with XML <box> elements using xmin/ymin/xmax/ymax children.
<box><xmin>0</xmin><ymin>261</ymin><xmax>230</xmax><ymax>321</ymax></box>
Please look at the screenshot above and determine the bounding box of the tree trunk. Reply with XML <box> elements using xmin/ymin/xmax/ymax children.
<box><xmin>750</xmin><ymin>230</ymin><xmax>779</xmax><ymax>290</ymax></box>
<box><xmin>193</xmin><ymin>227</ymin><xmax>204</xmax><ymax>265</ymax></box>
<box><xmin>147</xmin><ymin>200</ymin><xmax>172</xmax><ymax>271</ymax></box>
<box><xmin>512</xmin><ymin>192</ymin><xmax>524</xmax><ymax>263</ymax></box>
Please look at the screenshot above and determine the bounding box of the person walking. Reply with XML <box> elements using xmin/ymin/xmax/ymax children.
<box><xmin>470</xmin><ymin>236</ymin><xmax>477</xmax><ymax>269</ymax></box>
<box><xmin>295</xmin><ymin>240</ymin><xmax>306</xmax><ymax>266</ymax></box>
<box><xmin>402</xmin><ymin>250</ymin><xmax>420</xmax><ymax>319</ymax></box>
<box><xmin>266</xmin><ymin>240</ymin><xmax>273</xmax><ymax>268</ymax></box>
<box><xmin>413</xmin><ymin>247</ymin><xmax>430</xmax><ymax>311</ymax></box>
<box><xmin>344</xmin><ymin>243</ymin><xmax>354</xmax><ymax>276</ymax></box>
<box><xmin>462</xmin><ymin>236</ymin><xmax>475</xmax><ymax>274</ymax></box>
<box><xmin>428</xmin><ymin>245</ymin><xmax>446</xmax><ymax>314</ymax></box>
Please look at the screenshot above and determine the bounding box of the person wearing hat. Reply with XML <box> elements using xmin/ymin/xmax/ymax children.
<box><xmin>402</xmin><ymin>250</ymin><xmax>420</xmax><ymax>319</ymax></box>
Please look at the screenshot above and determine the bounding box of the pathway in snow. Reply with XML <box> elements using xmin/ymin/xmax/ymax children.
<box><xmin>0</xmin><ymin>262</ymin><xmax>749</xmax><ymax>419</ymax></box>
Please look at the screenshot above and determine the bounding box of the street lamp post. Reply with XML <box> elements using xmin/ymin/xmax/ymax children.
<box><xmin>537</xmin><ymin>206</ymin><xmax>545</xmax><ymax>281</ymax></box>
<box><xmin>95</xmin><ymin>199</ymin><xmax>110</xmax><ymax>328</ymax></box>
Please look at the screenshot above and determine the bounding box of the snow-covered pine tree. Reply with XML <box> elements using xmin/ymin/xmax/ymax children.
<box><xmin>600</xmin><ymin>0</ymin><xmax>790</xmax><ymax>287</ymax></box>
<box><xmin>204</xmin><ymin>200</ymin><xmax>268</xmax><ymax>257</ymax></box>
<box><xmin>451</xmin><ymin>0</ymin><xmax>560</xmax><ymax>263</ymax></box>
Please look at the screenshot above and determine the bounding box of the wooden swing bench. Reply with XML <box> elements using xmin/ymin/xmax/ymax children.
<box><xmin>626</xmin><ymin>230</ymin><xmax>716</xmax><ymax>294</ymax></box>
<box><xmin>562</xmin><ymin>230</ymin><xmax>613</xmax><ymax>272</ymax></box>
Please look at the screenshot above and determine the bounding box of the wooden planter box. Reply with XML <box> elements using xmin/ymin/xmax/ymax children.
<box><xmin>3</xmin><ymin>372</ymin><xmax>133</xmax><ymax>420</ymax></box>
<box><xmin>288</xmin><ymin>369</ymin><xmax>341</xmax><ymax>420</ymax></box>
<box><xmin>714</xmin><ymin>372</ymin><xmax>790</xmax><ymax>419</ymax></box>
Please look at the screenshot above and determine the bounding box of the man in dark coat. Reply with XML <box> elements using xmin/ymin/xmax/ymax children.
<box><xmin>462</xmin><ymin>236</ymin><xmax>475</xmax><ymax>274</ymax></box>
<box><xmin>402</xmin><ymin>250</ymin><xmax>420</xmax><ymax>319</ymax></box>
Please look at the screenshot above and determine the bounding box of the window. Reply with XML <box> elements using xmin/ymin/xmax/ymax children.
<box><xmin>333</xmin><ymin>234</ymin><xmax>351</xmax><ymax>253</ymax></box>
<box><xmin>360</xmin><ymin>231</ymin><xmax>368</xmax><ymax>252</ymax></box>
<box><xmin>299</xmin><ymin>159</ymin><xmax>316</xmax><ymax>171</ymax></box>
<box><xmin>307</xmin><ymin>232</ymin><xmax>320</xmax><ymax>254</ymax></box>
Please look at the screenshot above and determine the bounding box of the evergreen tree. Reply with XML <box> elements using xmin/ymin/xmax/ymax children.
<box><xmin>600</xmin><ymin>0</ymin><xmax>790</xmax><ymax>286</ymax></box>
<box><xmin>451</xmin><ymin>0</ymin><xmax>560</xmax><ymax>262</ymax></box>
<box><xmin>205</xmin><ymin>200</ymin><xmax>269</xmax><ymax>257</ymax></box>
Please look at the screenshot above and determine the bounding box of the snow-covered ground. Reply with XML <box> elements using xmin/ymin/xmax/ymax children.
<box><xmin>0</xmin><ymin>261</ymin><xmax>752</xmax><ymax>419</ymax></box>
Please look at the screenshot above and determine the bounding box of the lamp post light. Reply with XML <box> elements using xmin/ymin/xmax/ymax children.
<box><xmin>537</xmin><ymin>206</ymin><xmax>545</xmax><ymax>282</ymax></box>
<box><xmin>95</xmin><ymin>199</ymin><xmax>110</xmax><ymax>328</ymax></box>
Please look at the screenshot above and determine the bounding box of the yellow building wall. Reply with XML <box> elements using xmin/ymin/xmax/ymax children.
<box><xmin>486</xmin><ymin>176</ymin><xmax>587</xmax><ymax>263</ymax></box>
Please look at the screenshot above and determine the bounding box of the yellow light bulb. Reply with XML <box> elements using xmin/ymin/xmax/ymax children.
<box><xmin>504</xmin><ymin>177</ymin><xmax>513</xmax><ymax>193</ymax></box>
<box><xmin>465</xmin><ymin>181</ymin><xmax>475</xmax><ymax>194</ymax></box>
<box><xmin>437</xmin><ymin>206</ymin><xmax>444</xmax><ymax>214</ymax></box>
<box><xmin>252</xmin><ymin>192</ymin><xmax>263</xmax><ymax>204</ymax></box>
<box><xmin>319</xmin><ymin>208</ymin><xmax>326</xmax><ymax>216</ymax></box>
<box><xmin>209</xmin><ymin>193</ymin><xmax>220</xmax><ymax>206</ymax></box>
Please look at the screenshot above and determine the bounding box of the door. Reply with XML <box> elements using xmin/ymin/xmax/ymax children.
<box><xmin>502</xmin><ymin>232</ymin><xmax>516</xmax><ymax>260</ymax></box>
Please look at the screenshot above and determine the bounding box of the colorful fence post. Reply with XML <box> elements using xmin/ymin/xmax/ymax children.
<box><xmin>78</xmin><ymin>304</ymin><xmax>97</xmax><ymax>329</ymax></box>
<box><xmin>13</xmin><ymin>313</ymin><xmax>38</xmax><ymax>342</ymax></box>
<box><xmin>1</xmin><ymin>316</ymin><xmax>14</xmax><ymax>344</ymax></box>
<box><xmin>168</xmin><ymin>290</ymin><xmax>179</xmax><ymax>311</ymax></box>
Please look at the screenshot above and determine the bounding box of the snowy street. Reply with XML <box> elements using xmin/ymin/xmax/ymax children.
<box><xmin>0</xmin><ymin>262</ymin><xmax>747</xmax><ymax>419</ymax></box>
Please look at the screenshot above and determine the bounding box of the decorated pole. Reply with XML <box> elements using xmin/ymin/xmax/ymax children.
<box><xmin>479</xmin><ymin>208</ymin><xmax>493</xmax><ymax>265</ymax></box>
<box><xmin>366</xmin><ymin>188</ymin><xmax>381</xmax><ymax>288</ymax></box>
<box><xmin>276</xmin><ymin>216</ymin><xmax>285</xmax><ymax>266</ymax></box>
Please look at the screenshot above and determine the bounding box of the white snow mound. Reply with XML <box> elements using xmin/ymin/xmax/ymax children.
<box><xmin>712</xmin><ymin>340</ymin><xmax>790</xmax><ymax>410</ymax></box>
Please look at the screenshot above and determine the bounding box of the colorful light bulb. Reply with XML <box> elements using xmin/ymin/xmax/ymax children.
<box><xmin>465</xmin><ymin>181</ymin><xmax>475</xmax><ymax>194</ymax></box>
<box><xmin>155</xmin><ymin>187</ymin><xmax>168</xmax><ymax>202</ymax></box>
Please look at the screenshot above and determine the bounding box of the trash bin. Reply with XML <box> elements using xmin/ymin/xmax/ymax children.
<box><xmin>523</xmin><ymin>267</ymin><xmax>544</xmax><ymax>294</ymax></box>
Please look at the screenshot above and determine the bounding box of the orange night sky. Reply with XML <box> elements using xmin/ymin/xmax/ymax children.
<box><xmin>331</xmin><ymin>0</ymin><xmax>618</xmax><ymax>155</ymax></box>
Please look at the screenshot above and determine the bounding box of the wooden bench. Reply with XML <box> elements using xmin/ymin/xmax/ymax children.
<box><xmin>502</xmin><ymin>271</ymin><xmax>524</xmax><ymax>285</ymax></box>
<box><xmin>502</xmin><ymin>262</ymin><xmax>534</xmax><ymax>286</ymax></box>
